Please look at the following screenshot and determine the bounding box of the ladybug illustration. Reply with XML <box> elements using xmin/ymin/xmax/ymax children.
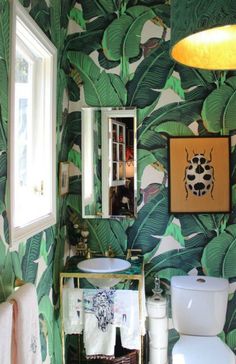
<box><xmin>184</xmin><ymin>148</ymin><xmax>214</xmax><ymax>198</ymax></box>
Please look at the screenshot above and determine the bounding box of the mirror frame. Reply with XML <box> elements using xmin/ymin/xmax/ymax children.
<box><xmin>82</xmin><ymin>107</ymin><xmax>137</xmax><ymax>219</ymax></box>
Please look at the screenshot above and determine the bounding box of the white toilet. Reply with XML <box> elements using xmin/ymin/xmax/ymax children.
<box><xmin>171</xmin><ymin>275</ymin><xmax>235</xmax><ymax>364</ymax></box>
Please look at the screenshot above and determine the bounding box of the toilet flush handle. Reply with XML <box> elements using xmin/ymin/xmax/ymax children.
<box><xmin>196</xmin><ymin>278</ymin><xmax>206</xmax><ymax>283</ymax></box>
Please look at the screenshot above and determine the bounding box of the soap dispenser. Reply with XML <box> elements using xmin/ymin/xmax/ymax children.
<box><xmin>147</xmin><ymin>277</ymin><xmax>168</xmax><ymax>364</ymax></box>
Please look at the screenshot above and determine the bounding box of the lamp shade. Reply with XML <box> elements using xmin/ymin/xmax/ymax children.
<box><xmin>170</xmin><ymin>0</ymin><xmax>236</xmax><ymax>70</ymax></box>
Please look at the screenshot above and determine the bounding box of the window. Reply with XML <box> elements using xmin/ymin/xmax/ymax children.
<box><xmin>9</xmin><ymin>0</ymin><xmax>57</xmax><ymax>244</ymax></box>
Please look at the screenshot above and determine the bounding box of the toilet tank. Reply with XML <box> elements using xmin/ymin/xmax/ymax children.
<box><xmin>171</xmin><ymin>276</ymin><xmax>229</xmax><ymax>336</ymax></box>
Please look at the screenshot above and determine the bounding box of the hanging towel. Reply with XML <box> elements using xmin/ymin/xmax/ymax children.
<box><xmin>83</xmin><ymin>289</ymin><xmax>116</xmax><ymax>358</ymax></box>
<box><xmin>8</xmin><ymin>283</ymin><xmax>42</xmax><ymax>364</ymax></box>
<box><xmin>114</xmin><ymin>289</ymin><xmax>146</xmax><ymax>350</ymax></box>
<box><xmin>0</xmin><ymin>302</ymin><xmax>13</xmax><ymax>364</ymax></box>
<box><xmin>62</xmin><ymin>288</ymin><xmax>83</xmax><ymax>334</ymax></box>
<box><xmin>83</xmin><ymin>312</ymin><xmax>116</xmax><ymax>359</ymax></box>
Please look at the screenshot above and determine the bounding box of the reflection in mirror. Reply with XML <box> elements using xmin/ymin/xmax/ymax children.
<box><xmin>82</xmin><ymin>108</ymin><xmax>137</xmax><ymax>219</ymax></box>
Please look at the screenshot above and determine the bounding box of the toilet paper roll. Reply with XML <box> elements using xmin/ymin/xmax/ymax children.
<box><xmin>149</xmin><ymin>317</ymin><xmax>168</xmax><ymax>333</ymax></box>
<box><xmin>149</xmin><ymin>318</ymin><xmax>168</xmax><ymax>348</ymax></box>
<box><xmin>149</xmin><ymin>347</ymin><xmax>168</xmax><ymax>364</ymax></box>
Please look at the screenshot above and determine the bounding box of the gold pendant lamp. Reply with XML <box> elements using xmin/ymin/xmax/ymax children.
<box><xmin>170</xmin><ymin>0</ymin><xmax>236</xmax><ymax>70</ymax></box>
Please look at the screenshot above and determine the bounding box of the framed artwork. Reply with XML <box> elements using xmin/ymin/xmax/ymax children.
<box><xmin>168</xmin><ymin>136</ymin><xmax>231</xmax><ymax>213</ymax></box>
<box><xmin>59</xmin><ymin>162</ymin><xmax>70</xmax><ymax>196</ymax></box>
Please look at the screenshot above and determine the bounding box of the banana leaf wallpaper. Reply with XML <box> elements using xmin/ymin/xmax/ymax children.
<box><xmin>0</xmin><ymin>0</ymin><xmax>236</xmax><ymax>363</ymax></box>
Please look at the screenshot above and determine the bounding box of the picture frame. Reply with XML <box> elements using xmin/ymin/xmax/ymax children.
<box><xmin>168</xmin><ymin>136</ymin><xmax>231</xmax><ymax>213</ymax></box>
<box><xmin>59</xmin><ymin>162</ymin><xmax>70</xmax><ymax>196</ymax></box>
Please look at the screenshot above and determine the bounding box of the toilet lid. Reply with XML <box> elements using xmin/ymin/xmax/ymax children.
<box><xmin>172</xmin><ymin>335</ymin><xmax>235</xmax><ymax>364</ymax></box>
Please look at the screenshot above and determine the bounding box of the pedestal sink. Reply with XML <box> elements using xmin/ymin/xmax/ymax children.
<box><xmin>77</xmin><ymin>257</ymin><xmax>131</xmax><ymax>288</ymax></box>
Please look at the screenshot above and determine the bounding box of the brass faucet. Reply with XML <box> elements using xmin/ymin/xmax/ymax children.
<box><xmin>105</xmin><ymin>245</ymin><xmax>115</xmax><ymax>258</ymax></box>
<box><xmin>126</xmin><ymin>248</ymin><xmax>142</xmax><ymax>260</ymax></box>
<box><xmin>86</xmin><ymin>248</ymin><xmax>92</xmax><ymax>259</ymax></box>
<box><xmin>126</xmin><ymin>249</ymin><xmax>132</xmax><ymax>260</ymax></box>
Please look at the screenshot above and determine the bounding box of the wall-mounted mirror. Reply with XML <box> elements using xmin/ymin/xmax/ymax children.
<box><xmin>82</xmin><ymin>108</ymin><xmax>137</xmax><ymax>219</ymax></box>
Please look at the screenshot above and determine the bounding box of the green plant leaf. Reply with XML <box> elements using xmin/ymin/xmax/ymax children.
<box><xmin>67</xmin><ymin>76</ymin><xmax>80</xmax><ymax>101</ymax></box>
<box><xmin>69</xmin><ymin>175</ymin><xmax>82</xmax><ymax>195</ymax></box>
<box><xmin>137</xmin><ymin>98</ymin><xmax>160</xmax><ymax>126</ymax></box>
<box><xmin>50</xmin><ymin>0</ymin><xmax>62</xmax><ymax>48</ymax></box>
<box><xmin>39</xmin><ymin>234</ymin><xmax>48</xmax><ymax>264</ymax></box>
<box><xmin>53</xmin><ymin>231</ymin><xmax>65</xmax><ymax>295</ymax></box>
<box><xmin>11</xmin><ymin>251</ymin><xmax>22</xmax><ymax>280</ymax></box>
<box><xmin>40</xmin><ymin>328</ymin><xmax>47</xmax><ymax>362</ymax></box>
<box><xmin>98</xmin><ymin>50</ymin><xmax>120</xmax><ymax>70</ymax></box>
<box><xmin>137</xmin><ymin>149</ymin><xmax>156</xmax><ymax>190</ymax></box>
<box><xmin>226</xmin><ymin>329</ymin><xmax>236</xmax><ymax>351</ymax></box>
<box><xmin>53</xmin><ymin>319</ymin><xmax>62</xmax><ymax>363</ymax></box>
<box><xmin>69</xmin><ymin>7</ymin><xmax>86</xmax><ymax>29</ymax></box>
<box><xmin>68</xmin><ymin>51</ymin><xmax>127</xmax><ymax>106</ymax></box>
<box><xmin>22</xmin><ymin>233</ymin><xmax>43</xmax><ymax>283</ymax></box>
<box><xmin>168</xmin><ymin>329</ymin><xmax>180</xmax><ymax>359</ymax></box>
<box><xmin>201</xmin><ymin>224</ymin><xmax>236</xmax><ymax>278</ymax></box>
<box><xmin>45</xmin><ymin>227</ymin><xmax>56</xmax><ymax>258</ymax></box>
<box><xmin>61</xmin><ymin>0</ymin><xmax>76</xmax><ymax>28</ymax></box>
<box><xmin>176</xmin><ymin>64</ymin><xmax>217</xmax><ymax>89</ymax></box>
<box><xmin>67</xmin><ymin>194</ymin><xmax>82</xmax><ymax>215</ymax></box>
<box><xmin>0</xmin><ymin>175</ymin><xmax>7</xmax><ymax>210</ymax></box>
<box><xmin>145</xmin><ymin>247</ymin><xmax>203</xmax><ymax>276</ymax></box>
<box><xmin>37</xmin><ymin>263</ymin><xmax>53</xmax><ymax>302</ymax></box>
<box><xmin>164</xmin><ymin>222</ymin><xmax>185</xmax><ymax>246</ymax></box>
<box><xmin>0</xmin><ymin>1</ymin><xmax>9</xmax><ymax>75</ymax></box>
<box><xmin>185</xmin><ymin>85</ymin><xmax>215</xmax><ymax>102</ymax></box>
<box><xmin>0</xmin><ymin>238</ymin><xmax>6</xmax><ymax>271</ymax></box>
<box><xmin>138</xmin><ymin>128</ymin><xmax>166</xmax><ymax>150</ymax></box>
<box><xmin>154</xmin><ymin>121</ymin><xmax>194</xmax><ymax>136</ymax></box>
<box><xmin>157</xmin><ymin>267</ymin><xmax>187</xmax><ymax>280</ymax></box>
<box><xmin>2</xmin><ymin>210</ymin><xmax>9</xmax><ymax>244</ymax></box>
<box><xmin>225</xmin><ymin>292</ymin><xmax>236</xmax><ymax>333</ymax></box>
<box><xmin>39</xmin><ymin>295</ymin><xmax>54</xmax><ymax>358</ymax></box>
<box><xmin>68</xmin><ymin>149</ymin><xmax>81</xmax><ymax>169</ymax></box>
<box><xmin>0</xmin><ymin>109</ymin><xmax>7</xmax><ymax>151</ymax></box>
<box><xmin>178</xmin><ymin>214</ymin><xmax>225</xmax><ymax>249</ymax></box>
<box><xmin>126</xmin><ymin>42</ymin><xmax>174</xmax><ymax>108</ymax></box>
<box><xmin>87</xmin><ymin>13</ymin><xmax>117</xmax><ymax>32</ymax></box>
<box><xmin>232</xmin><ymin>184</ymin><xmax>236</xmax><ymax>208</ymax></box>
<box><xmin>202</xmin><ymin>76</ymin><xmax>236</xmax><ymax>133</ymax></box>
<box><xmin>56</xmin><ymin>69</ymin><xmax>67</xmax><ymax>131</ymax></box>
<box><xmin>29</xmin><ymin>0</ymin><xmax>50</xmax><ymax>33</ymax></box>
<box><xmin>0</xmin><ymin>60</ymin><xmax>8</xmax><ymax>124</ymax></box>
<box><xmin>0</xmin><ymin>250</ymin><xmax>14</xmax><ymax>302</ymax></box>
<box><xmin>0</xmin><ymin>152</ymin><xmax>7</xmax><ymax>177</ymax></box>
<box><xmin>66</xmin><ymin>30</ymin><xmax>104</xmax><ymax>54</ymax></box>
<box><xmin>80</xmin><ymin>0</ymin><xmax>116</xmax><ymax>20</ymax></box>
<box><xmin>86</xmin><ymin>219</ymin><xmax>127</xmax><ymax>256</ymax></box>
<box><xmin>59</xmin><ymin>111</ymin><xmax>81</xmax><ymax>162</ymax></box>
<box><xmin>127</xmin><ymin>188</ymin><xmax>170</xmax><ymax>253</ymax></box>
<box><xmin>138</xmin><ymin>100</ymin><xmax>203</xmax><ymax>143</ymax></box>
<box><xmin>102</xmin><ymin>6</ymin><xmax>156</xmax><ymax>61</ymax></box>
<box><xmin>164</xmin><ymin>75</ymin><xmax>185</xmax><ymax>100</ymax></box>
<box><xmin>19</xmin><ymin>0</ymin><xmax>30</xmax><ymax>6</ymax></box>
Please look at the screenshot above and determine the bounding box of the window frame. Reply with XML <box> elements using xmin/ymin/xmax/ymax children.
<box><xmin>9</xmin><ymin>0</ymin><xmax>57</xmax><ymax>245</ymax></box>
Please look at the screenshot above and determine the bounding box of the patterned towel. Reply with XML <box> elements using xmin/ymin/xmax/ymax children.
<box><xmin>8</xmin><ymin>283</ymin><xmax>42</xmax><ymax>364</ymax></box>
<box><xmin>83</xmin><ymin>289</ymin><xmax>115</xmax><ymax>332</ymax></box>
<box><xmin>83</xmin><ymin>289</ymin><xmax>116</xmax><ymax>357</ymax></box>
<box><xmin>62</xmin><ymin>288</ymin><xmax>83</xmax><ymax>334</ymax></box>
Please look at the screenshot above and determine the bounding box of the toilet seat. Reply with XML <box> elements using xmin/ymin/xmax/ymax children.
<box><xmin>172</xmin><ymin>335</ymin><xmax>235</xmax><ymax>364</ymax></box>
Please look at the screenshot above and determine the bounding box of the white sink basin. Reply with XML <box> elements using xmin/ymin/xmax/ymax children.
<box><xmin>77</xmin><ymin>258</ymin><xmax>131</xmax><ymax>288</ymax></box>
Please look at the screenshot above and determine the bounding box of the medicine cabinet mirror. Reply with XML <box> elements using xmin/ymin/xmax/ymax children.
<box><xmin>82</xmin><ymin>108</ymin><xmax>137</xmax><ymax>219</ymax></box>
<box><xmin>9</xmin><ymin>0</ymin><xmax>57</xmax><ymax>244</ymax></box>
